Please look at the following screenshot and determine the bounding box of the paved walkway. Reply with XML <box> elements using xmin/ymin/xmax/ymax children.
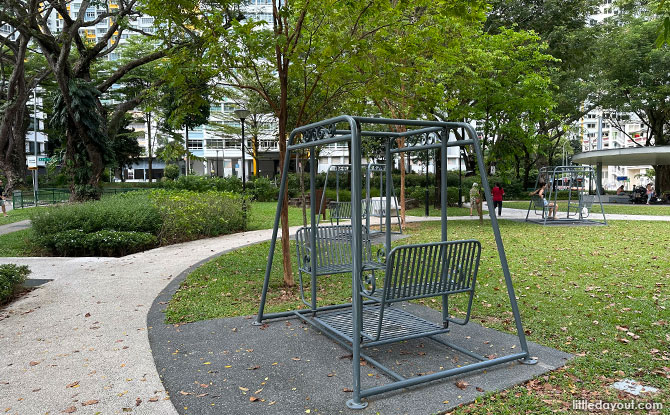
<box><xmin>0</xmin><ymin>220</ymin><xmax>31</xmax><ymax>236</ymax></box>
<box><xmin>0</xmin><ymin>227</ymin><xmax>302</xmax><ymax>415</ymax></box>
<box><xmin>1</xmin><ymin>210</ymin><xmax>669</xmax><ymax>414</ymax></box>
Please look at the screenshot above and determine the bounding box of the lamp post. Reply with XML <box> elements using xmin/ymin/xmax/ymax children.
<box><xmin>215</xmin><ymin>149</ymin><xmax>220</xmax><ymax>177</ymax></box>
<box><xmin>234</xmin><ymin>109</ymin><xmax>251</xmax><ymax>191</ymax></box>
<box><xmin>33</xmin><ymin>88</ymin><xmax>39</xmax><ymax>204</ymax></box>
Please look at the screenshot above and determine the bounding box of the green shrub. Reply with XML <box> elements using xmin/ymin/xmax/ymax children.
<box><xmin>164</xmin><ymin>164</ymin><xmax>180</xmax><ymax>180</ymax></box>
<box><xmin>37</xmin><ymin>230</ymin><xmax>157</xmax><ymax>257</ymax></box>
<box><xmin>246</xmin><ymin>177</ymin><xmax>279</xmax><ymax>202</ymax></box>
<box><xmin>0</xmin><ymin>264</ymin><xmax>30</xmax><ymax>305</ymax></box>
<box><xmin>31</xmin><ymin>192</ymin><xmax>162</xmax><ymax>237</ymax></box>
<box><xmin>149</xmin><ymin>189</ymin><xmax>245</xmax><ymax>244</ymax></box>
<box><xmin>160</xmin><ymin>175</ymin><xmax>243</xmax><ymax>193</ymax></box>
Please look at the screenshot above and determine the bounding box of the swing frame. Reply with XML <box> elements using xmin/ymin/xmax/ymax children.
<box><xmin>256</xmin><ymin>116</ymin><xmax>536</xmax><ymax>409</ymax></box>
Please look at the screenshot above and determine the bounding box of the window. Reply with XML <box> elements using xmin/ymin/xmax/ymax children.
<box><xmin>207</xmin><ymin>139</ymin><xmax>225</xmax><ymax>149</ymax></box>
<box><xmin>210</xmin><ymin>104</ymin><xmax>221</xmax><ymax>112</ymax></box>
<box><xmin>141</xmin><ymin>17</ymin><xmax>153</xmax><ymax>25</ymax></box>
<box><xmin>586</xmin><ymin>123</ymin><xmax>596</xmax><ymax>129</ymax></box>
<box><xmin>85</xmin><ymin>11</ymin><xmax>95</xmax><ymax>19</ymax></box>
<box><xmin>223</xmin><ymin>103</ymin><xmax>238</xmax><ymax>113</ymax></box>
<box><xmin>187</xmin><ymin>140</ymin><xmax>203</xmax><ymax>149</ymax></box>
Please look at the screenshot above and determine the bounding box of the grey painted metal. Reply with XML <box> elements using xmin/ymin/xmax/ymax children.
<box><xmin>365</xmin><ymin>162</ymin><xmax>402</xmax><ymax>235</ymax></box>
<box><xmin>525</xmin><ymin>165</ymin><xmax>607</xmax><ymax>226</ymax></box>
<box><xmin>317</xmin><ymin>164</ymin><xmax>350</xmax><ymax>226</ymax></box>
<box><xmin>256</xmin><ymin>116</ymin><xmax>535</xmax><ymax>408</ymax></box>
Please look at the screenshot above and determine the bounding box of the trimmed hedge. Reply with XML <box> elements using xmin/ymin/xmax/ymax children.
<box><xmin>31</xmin><ymin>190</ymin><xmax>246</xmax><ymax>257</ymax></box>
<box><xmin>0</xmin><ymin>264</ymin><xmax>30</xmax><ymax>305</ymax></box>
<box><xmin>31</xmin><ymin>192</ymin><xmax>162</xmax><ymax>237</ymax></box>
<box><xmin>37</xmin><ymin>230</ymin><xmax>158</xmax><ymax>257</ymax></box>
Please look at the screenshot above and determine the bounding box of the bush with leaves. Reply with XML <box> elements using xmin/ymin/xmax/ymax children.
<box><xmin>38</xmin><ymin>230</ymin><xmax>158</xmax><ymax>257</ymax></box>
<box><xmin>0</xmin><ymin>264</ymin><xmax>30</xmax><ymax>305</ymax></box>
<box><xmin>149</xmin><ymin>189</ymin><xmax>245</xmax><ymax>244</ymax></box>
<box><xmin>31</xmin><ymin>192</ymin><xmax>162</xmax><ymax>237</ymax></box>
<box><xmin>164</xmin><ymin>164</ymin><xmax>180</xmax><ymax>180</ymax></box>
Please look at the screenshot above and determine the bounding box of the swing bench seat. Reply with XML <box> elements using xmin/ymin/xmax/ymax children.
<box><xmin>567</xmin><ymin>194</ymin><xmax>595</xmax><ymax>218</ymax></box>
<box><xmin>530</xmin><ymin>194</ymin><xmax>548</xmax><ymax>217</ymax></box>
<box><xmin>295</xmin><ymin>225</ymin><xmax>385</xmax><ymax>277</ymax></box>
<box><xmin>328</xmin><ymin>201</ymin><xmax>356</xmax><ymax>224</ymax></box>
<box><xmin>314</xmin><ymin>239</ymin><xmax>481</xmax><ymax>347</ymax></box>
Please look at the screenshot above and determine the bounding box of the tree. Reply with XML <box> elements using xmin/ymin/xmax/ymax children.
<box><xmin>597</xmin><ymin>13</ymin><xmax>670</xmax><ymax>191</ymax></box>
<box><xmin>160</xmin><ymin>51</ymin><xmax>212</xmax><ymax>176</ymax></box>
<box><xmin>109</xmin><ymin>114</ymin><xmax>143</xmax><ymax>178</ymax></box>
<box><xmin>352</xmin><ymin>0</ymin><xmax>488</xmax><ymax>226</ymax></box>
<box><xmin>483</xmin><ymin>0</ymin><xmax>601</xmax><ymax>184</ymax></box>
<box><xmin>211</xmin><ymin>0</ymin><xmax>398</xmax><ymax>286</ymax></box>
<box><xmin>447</xmin><ymin>28</ymin><xmax>557</xmax><ymax>187</ymax></box>
<box><xmin>0</xmin><ymin>12</ymin><xmax>49</xmax><ymax>193</ymax></box>
<box><xmin>99</xmin><ymin>37</ymin><xmax>166</xmax><ymax>182</ymax></box>
<box><xmin>0</xmin><ymin>0</ymin><xmax>238</xmax><ymax>200</ymax></box>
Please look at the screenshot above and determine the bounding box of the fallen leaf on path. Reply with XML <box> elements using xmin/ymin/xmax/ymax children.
<box><xmin>29</xmin><ymin>361</ymin><xmax>40</xmax><ymax>366</ymax></box>
<box><xmin>246</xmin><ymin>365</ymin><xmax>260</xmax><ymax>370</ymax></box>
<box><xmin>342</xmin><ymin>388</ymin><xmax>353</xmax><ymax>392</ymax></box>
<box><xmin>239</xmin><ymin>387</ymin><xmax>249</xmax><ymax>392</ymax></box>
<box><xmin>81</xmin><ymin>400</ymin><xmax>98</xmax><ymax>406</ymax></box>
<box><xmin>179</xmin><ymin>391</ymin><xmax>191</xmax><ymax>396</ymax></box>
<box><xmin>455</xmin><ymin>380</ymin><xmax>469</xmax><ymax>390</ymax></box>
<box><xmin>66</xmin><ymin>381</ymin><xmax>80</xmax><ymax>388</ymax></box>
<box><xmin>62</xmin><ymin>407</ymin><xmax>76</xmax><ymax>413</ymax></box>
<box><xmin>249</xmin><ymin>396</ymin><xmax>259</xmax><ymax>402</ymax></box>
<box><xmin>196</xmin><ymin>393</ymin><xmax>208</xmax><ymax>398</ymax></box>
<box><xmin>135</xmin><ymin>398</ymin><xmax>141</xmax><ymax>406</ymax></box>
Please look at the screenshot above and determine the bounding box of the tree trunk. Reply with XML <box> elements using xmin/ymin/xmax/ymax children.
<box><xmin>0</xmin><ymin>99</ymin><xmax>28</xmax><ymax>195</ymax></box>
<box><xmin>655</xmin><ymin>165</ymin><xmax>670</xmax><ymax>195</ymax></box>
<box><xmin>399</xmin><ymin>137</ymin><xmax>406</xmax><ymax>229</ymax></box>
<box><xmin>277</xmin><ymin>65</ymin><xmax>294</xmax><ymax>286</ymax></box>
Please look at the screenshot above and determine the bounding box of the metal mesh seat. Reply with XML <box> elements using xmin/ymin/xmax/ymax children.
<box><xmin>315</xmin><ymin>239</ymin><xmax>481</xmax><ymax>347</ymax></box>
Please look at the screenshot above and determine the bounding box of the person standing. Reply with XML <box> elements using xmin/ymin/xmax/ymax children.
<box><xmin>492</xmin><ymin>182</ymin><xmax>504</xmax><ymax>216</ymax></box>
<box><xmin>469</xmin><ymin>182</ymin><xmax>482</xmax><ymax>217</ymax></box>
<box><xmin>0</xmin><ymin>179</ymin><xmax>8</xmax><ymax>217</ymax></box>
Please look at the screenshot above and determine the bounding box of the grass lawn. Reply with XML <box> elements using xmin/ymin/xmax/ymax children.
<box><xmin>246</xmin><ymin>201</ymin><xmax>307</xmax><ymax>230</ymax></box>
<box><xmin>167</xmin><ymin>219</ymin><xmax>669</xmax><ymax>413</ymax></box>
<box><xmin>0</xmin><ymin>207</ymin><xmax>34</xmax><ymax>226</ymax></box>
<box><xmin>0</xmin><ymin>229</ymin><xmax>34</xmax><ymax>257</ymax></box>
<box><xmin>405</xmin><ymin>206</ymin><xmax>471</xmax><ymax>217</ymax></box>
<box><xmin>504</xmin><ymin>200</ymin><xmax>670</xmax><ymax>216</ymax></box>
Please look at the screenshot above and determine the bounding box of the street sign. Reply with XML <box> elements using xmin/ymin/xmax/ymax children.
<box><xmin>38</xmin><ymin>157</ymin><xmax>51</xmax><ymax>162</ymax></box>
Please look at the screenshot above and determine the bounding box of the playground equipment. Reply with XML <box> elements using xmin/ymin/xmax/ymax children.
<box><xmin>256</xmin><ymin>116</ymin><xmax>536</xmax><ymax>409</ymax></box>
<box><xmin>526</xmin><ymin>165</ymin><xmax>607</xmax><ymax>226</ymax></box>
<box><xmin>317</xmin><ymin>163</ymin><xmax>402</xmax><ymax>234</ymax></box>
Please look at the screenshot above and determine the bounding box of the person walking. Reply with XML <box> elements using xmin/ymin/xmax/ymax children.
<box><xmin>0</xmin><ymin>179</ymin><xmax>8</xmax><ymax>217</ymax></box>
<box><xmin>492</xmin><ymin>182</ymin><xmax>504</xmax><ymax>216</ymax></box>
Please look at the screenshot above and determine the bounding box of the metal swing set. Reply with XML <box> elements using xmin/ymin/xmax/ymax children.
<box><xmin>525</xmin><ymin>165</ymin><xmax>607</xmax><ymax>226</ymax></box>
<box><xmin>317</xmin><ymin>163</ymin><xmax>402</xmax><ymax>234</ymax></box>
<box><xmin>256</xmin><ymin>116</ymin><xmax>536</xmax><ymax>409</ymax></box>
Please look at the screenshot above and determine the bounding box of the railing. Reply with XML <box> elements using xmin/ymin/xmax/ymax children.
<box><xmin>12</xmin><ymin>187</ymin><xmax>145</xmax><ymax>209</ymax></box>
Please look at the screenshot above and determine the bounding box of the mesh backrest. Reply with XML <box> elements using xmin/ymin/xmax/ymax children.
<box><xmin>296</xmin><ymin>225</ymin><xmax>371</xmax><ymax>269</ymax></box>
<box><xmin>383</xmin><ymin>240</ymin><xmax>481</xmax><ymax>303</ymax></box>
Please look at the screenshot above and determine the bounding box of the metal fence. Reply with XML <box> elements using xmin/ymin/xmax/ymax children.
<box><xmin>12</xmin><ymin>187</ymin><xmax>146</xmax><ymax>209</ymax></box>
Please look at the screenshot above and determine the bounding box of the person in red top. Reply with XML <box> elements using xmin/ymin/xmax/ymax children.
<box><xmin>492</xmin><ymin>182</ymin><xmax>504</xmax><ymax>216</ymax></box>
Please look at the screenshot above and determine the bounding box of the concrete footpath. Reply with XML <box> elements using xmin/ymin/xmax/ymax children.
<box><xmin>0</xmin><ymin>220</ymin><xmax>31</xmax><ymax>236</ymax></box>
<box><xmin>0</xmin><ymin>227</ymin><xmax>301</xmax><ymax>415</ymax></box>
<box><xmin>0</xmin><ymin>210</ymin><xmax>668</xmax><ymax>414</ymax></box>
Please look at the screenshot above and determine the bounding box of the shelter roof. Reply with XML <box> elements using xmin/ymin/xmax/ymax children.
<box><xmin>572</xmin><ymin>146</ymin><xmax>670</xmax><ymax>166</ymax></box>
